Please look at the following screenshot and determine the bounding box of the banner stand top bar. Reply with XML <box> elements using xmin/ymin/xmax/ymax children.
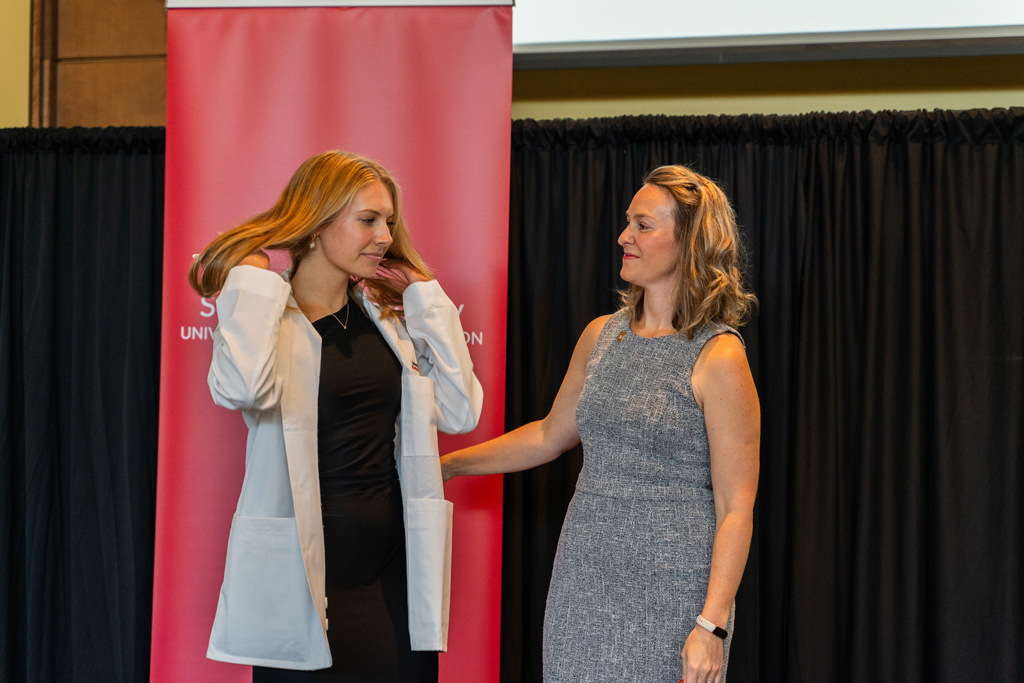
<box><xmin>167</xmin><ymin>0</ymin><xmax>512</xmax><ymax>7</ymax></box>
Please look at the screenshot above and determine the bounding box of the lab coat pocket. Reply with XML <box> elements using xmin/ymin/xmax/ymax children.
<box><xmin>405</xmin><ymin>498</ymin><xmax>453</xmax><ymax>651</ymax></box>
<box><xmin>401</xmin><ymin>374</ymin><xmax>438</xmax><ymax>456</ymax></box>
<box><xmin>209</xmin><ymin>515</ymin><xmax>316</xmax><ymax>664</ymax></box>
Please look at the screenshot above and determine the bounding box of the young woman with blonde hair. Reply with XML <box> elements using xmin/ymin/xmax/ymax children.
<box><xmin>190</xmin><ymin>151</ymin><xmax>482</xmax><ymax>682</ymax></box>
<box><xmin>442</xmin><ymin>165</ymin><xmax>759</xmax><ymax>683</ymax></box>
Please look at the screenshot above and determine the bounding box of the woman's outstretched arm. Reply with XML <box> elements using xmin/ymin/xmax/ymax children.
<box><xmin>441</xmin><ymin>314</ymin><xmax>612</xmax><ymax>480</ymax></box>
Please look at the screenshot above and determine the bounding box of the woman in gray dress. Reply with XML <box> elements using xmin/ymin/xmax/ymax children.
<box><xmin>441</xmin><ymin>165</ymin><xmax>760</xmax><ymax>683</ymax></box>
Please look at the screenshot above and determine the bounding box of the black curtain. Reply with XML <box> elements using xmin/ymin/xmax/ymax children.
<box><xmin>502</xmin><ymin>110</ymin><xmax>1024</xmax><ymax>683</ymax></box>
<box><xmin>2</xmin><ymin>112</ymin><xmax>1023</xmax><ymax>683</ymax></box>
<box><xmin>0</xmin><ymin>128</ymin><xmax>165</xmax><ymax>683</ymax></box>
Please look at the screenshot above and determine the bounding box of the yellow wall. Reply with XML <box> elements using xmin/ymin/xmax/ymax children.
<box><xmin>5</xmin><ymin>23</ymin><xmax>1022</xmax><ymax>127</ymax></box>
<box><xmin>0</xmin><ymin>0</ymin><xmax>32</xmax><ymax>127</ymax></box>
<box><xmin>512</xmin><ymin>55</ymin><xmax>1024</xmax><ymax>120</ymax></box>
<box><xmin>55</xmin><ymin>0</ymin><xmax>168</xmax><ymax>127</ymax></box>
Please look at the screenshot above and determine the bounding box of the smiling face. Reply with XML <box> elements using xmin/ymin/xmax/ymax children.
<box><xmin>618</xmin><ymin>183</ymin><xmax>681</xmax><ymax>290</ymax></box>
<box><xmin>315</xmin><ymin>180</ymin><xmax>395</xmax><ymax>280</ymax></box>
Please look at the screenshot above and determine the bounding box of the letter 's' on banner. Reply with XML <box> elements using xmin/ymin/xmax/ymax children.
<box><xmin>152</xmin><ymin>4</ymin><xmax>511</xmax><ymax>682</ymax></box>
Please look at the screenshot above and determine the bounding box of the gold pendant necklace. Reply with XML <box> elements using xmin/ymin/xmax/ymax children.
<box><xmin>330</xmin><ymin>302</ymin><xmax>351</xmax><ymax>330</ymax></box>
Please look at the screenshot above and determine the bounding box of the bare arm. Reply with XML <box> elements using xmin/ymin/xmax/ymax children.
<box><xmin>681</xmin><ymin>332</ymin><xmax>760</xmax><ymax>683</ymax></box>
<box><xmin>441</xmin><ymin>315</ymin><xmax>611</xmax><ymax>480</ymax></box>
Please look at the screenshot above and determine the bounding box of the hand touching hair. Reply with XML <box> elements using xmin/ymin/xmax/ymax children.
<box><xmin>187</xmin><ymin>151</ymin><xmax>430</xmax><ymax>318</ymax></box>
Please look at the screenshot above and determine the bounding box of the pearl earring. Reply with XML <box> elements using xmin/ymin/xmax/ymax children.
<box><xmin>309</xmin><ymin>237</ymin><xmax>316</xmax><ymax>249</ymax></box>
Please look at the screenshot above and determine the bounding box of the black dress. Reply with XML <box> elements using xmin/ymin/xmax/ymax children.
<box><xmin>253</xmin><ymin>302</ymin><xmax>438</xmax><ymax>683</ymax></box>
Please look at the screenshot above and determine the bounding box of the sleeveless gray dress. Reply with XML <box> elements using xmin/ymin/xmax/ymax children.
<box><xmin>542</xmin><ymin>310</ymin><xmax>739</xmax><ymax>683</ymax></box>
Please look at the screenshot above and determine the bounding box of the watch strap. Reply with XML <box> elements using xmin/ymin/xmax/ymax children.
<box><xmin>696</xmin><ymin>614</ymin><xmax>728</xmax><ymax>639</ymax></box>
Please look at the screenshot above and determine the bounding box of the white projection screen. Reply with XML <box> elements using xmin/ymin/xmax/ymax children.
<box><xmin>511</xmin><ymin>0</ymin><xmax>1024</xmax><ymax>67</ymax></box>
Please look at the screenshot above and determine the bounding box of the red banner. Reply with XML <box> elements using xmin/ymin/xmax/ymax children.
<box><xmin>152</xmin><ymin>7</ymin><xmax>511</xmax><ymax>682</ymax></box>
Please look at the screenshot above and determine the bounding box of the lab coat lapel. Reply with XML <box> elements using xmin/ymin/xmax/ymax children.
<box><xmin>277</xmin><ymin>297</ymin><xmax>329</xmax><ymax>639</ymax></box>
<box><xmin>356</xmin><ymin>291</ymin><xmax>416</xmax><ymax>371</ymax></box>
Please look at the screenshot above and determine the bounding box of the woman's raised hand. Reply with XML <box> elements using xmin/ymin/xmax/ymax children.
<box><xmin>380</xmin><ymin>258</ymin><xmax>429</xmax><ymax>284</ymax></box>
<box><xmin>239</xmin><ymin>250</ymin><xmax>270</xmax><ymax>269</ymax></box>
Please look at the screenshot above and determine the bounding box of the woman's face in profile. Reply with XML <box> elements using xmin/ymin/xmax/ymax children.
<box><xmin>317</xmin><ymin>181</ymin><xmax>396</xmax><ymax>280</ymax></box>
<box><xmin>618</xmin><ymin>184</ymin><xmax>680</xmax><ymax>289</ymax></box>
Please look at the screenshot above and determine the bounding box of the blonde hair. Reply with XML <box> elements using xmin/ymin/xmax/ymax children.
<box><xmin>187</xmin><ymin>151</ymin><xmax>430</xmax><ymax>318</ymax></box>
<box><xmin>622</xmin><ymin>165</ymin><xmax>756</xmax><ymax>339</ymax></box>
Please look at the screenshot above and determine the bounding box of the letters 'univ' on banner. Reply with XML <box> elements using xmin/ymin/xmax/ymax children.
<box><xmin>152</xmin><ymin>3</ymin><xmax>512</xmax><ymax>682</ymax></box>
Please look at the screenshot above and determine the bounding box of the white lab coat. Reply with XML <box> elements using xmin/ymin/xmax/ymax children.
<box><xmin>205</xmin><ymin>265</ymin><xmax>483</xmax><ymax>670</ymax></box>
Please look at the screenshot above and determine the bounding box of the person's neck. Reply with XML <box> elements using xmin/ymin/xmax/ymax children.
<box><xmin>633</xmin><ymin>283</ymin><xmax>677</xmax><ymax>337</ymax></box>
<box><xmin>290</xmin><ymin>258</ymin><xmax>351</xmax><ymax>322</ymax></box>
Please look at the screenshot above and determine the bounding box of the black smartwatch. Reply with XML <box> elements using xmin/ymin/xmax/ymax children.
<box><xmin>695</xmin><ymin>614</ymin><xmax>728</xmax><ymax>639</ymax></box>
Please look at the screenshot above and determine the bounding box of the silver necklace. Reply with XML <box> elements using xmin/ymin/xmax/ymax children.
<box><xmin>330</xmin><ymin>302</ymin><xmax>351</xmax><ymax>330</ymax></box>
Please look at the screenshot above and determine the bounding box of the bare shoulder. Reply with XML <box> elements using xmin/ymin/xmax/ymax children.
<box><xmin>692</xmin><ymin>332</ymin><xmax>755</xmax><ymax>409</ymax></box>
<box><xmin>546</xmin><ymin>314</ymin><xmax>618</xmax><ymax>433</ymax></box>
<box><xmin>695</xmin><ymin>332</ymin><xmax>747</xmax><ymax>372</ymax></box>
<box><xmin>566</xmin><ymin>314</ymin><xmax>615</xmax><ymax>373</ymax></box>
<box><xmin>581</xmin><ymin>314</ymin><xmax>614</xmax><ymax>344</ymax></box>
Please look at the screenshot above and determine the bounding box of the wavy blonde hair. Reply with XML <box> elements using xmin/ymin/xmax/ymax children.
<box><xmin>622</xmin><ymin>165</ymin><xmax>756</xmax><ymax>339</ymax></box>
<box><xmin>187</xmin><ymin>151</ymin><xmax>430</xmax><ymax>318</ymax></box>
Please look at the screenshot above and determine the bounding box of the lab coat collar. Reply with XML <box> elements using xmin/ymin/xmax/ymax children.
<box><xmin>278</xmin><ymin>267</ymin><xmax>413</xmax><ymax>374</ymax></box>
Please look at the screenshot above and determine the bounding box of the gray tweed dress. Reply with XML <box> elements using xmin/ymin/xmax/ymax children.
<box><xmin>542</xmin><ymin>310</ymin><xmax>739</xmax><ymax>683</ymax></box>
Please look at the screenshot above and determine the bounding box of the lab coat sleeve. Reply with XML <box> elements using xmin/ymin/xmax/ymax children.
<box><xmin>207</xmin><ymin>265</ymin><xmax>292</xmax><ymax>412</ymax></box>
<box><xmin>402</xmin><ymin>280</ymin><xmax>483</xmax><ymax>435</ymax></box>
